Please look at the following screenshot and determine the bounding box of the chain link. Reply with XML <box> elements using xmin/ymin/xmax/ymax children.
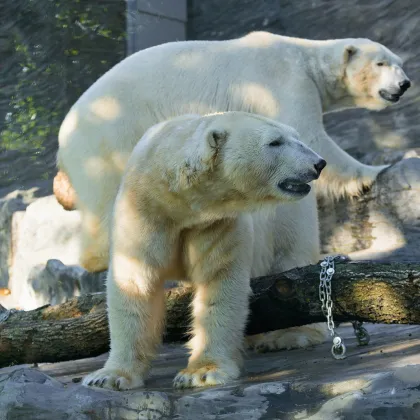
<box><xmin>352</xmin><ymin>320</ymin><xmax>370</xmax><ymax>346</ymax></box>
<box><xmin>319</xmin><ymin>255</ymin><xmax>373</xmax><ymax>360</ymax></box>
<box><xmin>319</xmin><ymin>255</ymin><xmax>371</xmax><ymax>359</ymax></box>
<box><xmin>319</xmin><ymin>255</ymin><xmax>347</xmax><ymax>359</ymax></box>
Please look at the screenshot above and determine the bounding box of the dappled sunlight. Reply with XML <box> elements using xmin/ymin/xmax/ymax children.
<box><xmin>321</xmin><ymin>194</ymin><xmax>407</xmax><ymax>259</ymax></box>
<box><xmin>350</xmin><ymin>280</ymin><xmax>410</xmax><ymax>323</ymax></box>
<box><xmin>320</xmin><ymin>378</ymin><xmax>370</xmax><ymax>397</ymax></box>
<box><xmin>367</xmin><ymin>340</ymin><xmax>420</xmax><ymax>357</ymax></box>
<box><xmin>84</xmin><ymin>150</ymin><xmax>130</xmax><ymax>180</ymax></box>
<box><xmin>392</xmin><ymin>360</ymin><xmax>420</xmax><ymax>380</ymax></box>
<box><xmin>58</xmin><ymin>109</ymin><xmax>78</xmax><ymax>147</ymax></box>
<box><xmin>112</xmin><ymin>252</ymin><xmax>152</xmax><ymax>296</ymax></box>
<box><xmin>172</xmin><ymin>34</ymin><xmax>281</xmax><ymax>71</ymax></box>
<box><xmin>349</xmin><ymin>245</ymin><xmax>408</xmax><ymax>261</ymax></box>
<box><xmin>247</xmin><ymin>369</ymin><xmax>297</xmax><ymax>383</ymax></box>
<box><xmin>89</xmin><ymin>96</ymin><xmax>121</xmax><ymax>120</ymax></box>
<box><xmin>230</xmin><ymin>82</ymin><xmax>280</xmax><ymax>117</ymax></box>
<box><xmin>109</xmin><ymin>150</ymin><xmax>131</xmax><ymax>173</ymax></box>
<box><xmin>367</xmin><ymin>118</ymin><xmax>411</xmax><ymax>149</ymax></box>
<box><xmin>363</xmin><ymin>209</ymin><xmax>407</xmax><ymax>252</ymax></box>
<box><xmin>84</xmin><ymin>155</ymin><xmax>110</xmax><ymax>177</ymax></box>
<box><xmin>188</xmin><ymin>287</ymin><xmax>211</xmax><ymax>361</ymax></box>
<box><xmin>173</xmin><ymin>51</ymin><xmax>205</xmax><ymax>68</ymax></box>
<box><xmin>186</xmin><ymin>325</ymin><xmax>207</xmax><ymax>363</ymax></box>
<box><xmin>238</xmin><ymin>31</ymin><xmax>281</xmax><ymax>48</ymax></box>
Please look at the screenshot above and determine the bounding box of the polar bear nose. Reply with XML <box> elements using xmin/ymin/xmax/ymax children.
<box><xmin>399</xmin><ymin>79</ymin><xmax>411</xmax><ymax>92</ymax></box>
<box><xmin>314</xmin><ymin>159</ymin><xmax>327</xmax><ymax>177</ymax></box>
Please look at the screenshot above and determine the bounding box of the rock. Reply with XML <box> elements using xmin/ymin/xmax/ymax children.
<box><xmin>0</xmin><ymin>324</ymin><xmax>419</xmax><ymax>419</ymax></box>
<box><xmin>361</xmin><ymin>147</ymin><xmax>420</xmax><ymax>166</ymax></box>
<box><xmin>27</xmin><ymin>259</ymin><xmax>107</xmax><ymax>308</ymax></box>
<box><xmin>0</xmin><ymin>368</ymin><xmax>172</xmax><ymax>420</ymax></box>
<box><xmin>4</xmin><ymin>195</ymin><xmax>82</xmax><ymax>310</ymax></box>
<box><xmin>319</xmin><ymin>156</ymin><xmax>420</xmax><ymax>261</ymax></box>
<box><xmin>0</xmin><ymin>180</ymin><xmax>52</xmax><ymax>290</ymax></box>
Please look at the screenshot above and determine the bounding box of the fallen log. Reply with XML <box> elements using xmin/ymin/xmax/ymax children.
<box><xmin>1</xmin><ymin>260</ymin><xmax>420</xmax><ymax>367</ymax></box>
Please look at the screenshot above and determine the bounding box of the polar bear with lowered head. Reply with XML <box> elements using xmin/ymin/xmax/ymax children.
<box><xmin>83</xmin><ymin>111</ymin><xmax>326</xmax><ymax>390</ymax></box>
<box><xmin>56</xmin><ymin>31</ymin><xmax>410</xmax><ymax>351</ymax></box>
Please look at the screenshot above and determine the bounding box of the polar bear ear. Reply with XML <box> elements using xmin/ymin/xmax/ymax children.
<box><xmin>176</xmin><ymin>128</ymin><xmax>229</xmax><ymax>190</ymax></box>
<box><xmin>343</xmin><ymin>45</ymin><xmax>358</xmax><ymax>64</ymax></box>
<box><xmin>207</xmin><ymin>129</ymin><xmax>228</xmax><ymax>153</ymax></box>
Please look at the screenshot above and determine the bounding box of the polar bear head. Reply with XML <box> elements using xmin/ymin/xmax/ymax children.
<box><xmin>340</xmin><ymin>38</ymin><xmax>411</xmax><ymax>111</ymax></box>
<box><xmin>175</xmin><ymin>112</ymin><xmax>326</xmax><ymax>205</ymax></box>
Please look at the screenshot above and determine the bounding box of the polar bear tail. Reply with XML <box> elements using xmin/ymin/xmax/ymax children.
<box><xmin>53</xmin><ymin>153</ymin><xmax>78</xmax><ymax>211</ymax></box>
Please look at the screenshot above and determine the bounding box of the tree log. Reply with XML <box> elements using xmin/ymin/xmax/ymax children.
<box><xmin>1</xmin><ymin>260</ymin><xmax>420</xmax><ymax>367</ymax></box>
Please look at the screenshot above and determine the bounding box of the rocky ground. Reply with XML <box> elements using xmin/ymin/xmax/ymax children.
<box><xmin>1</xmin><ymin>323</ymin><xmax>419</xmax><ymax>419</ymax></box>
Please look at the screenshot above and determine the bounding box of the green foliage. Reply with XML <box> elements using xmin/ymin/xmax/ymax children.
<box><xmin>0</xmin><ymin>0</ymin><xmax>126</xmax><ymax>186</ymax></box>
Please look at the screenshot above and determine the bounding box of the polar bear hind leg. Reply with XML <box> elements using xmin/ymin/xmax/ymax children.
<box><xmin>75</xmin><ymin>166</ymin><xmax>123</xmax><ymax>273</ymax></box>
<box><xmin>247</xmin><ymin>192</ymin><xmax>329</xmax><ymax>352</ymax></box>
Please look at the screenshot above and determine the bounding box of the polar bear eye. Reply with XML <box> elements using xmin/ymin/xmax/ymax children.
<box><xmin>377</xmin><ymin>62</ymin><xmax>384</xmax><ymax>67</ymax></box>
<box><xmin>268</xmin><ymin>139</ymin><xmax>282</xmax><ymax>147</ymax></box>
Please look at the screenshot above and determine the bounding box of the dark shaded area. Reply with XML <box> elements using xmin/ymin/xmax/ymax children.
<box><xmin>0</xmin><ymin>0</ymin><xmax>126</xmax><ymax>190</ymax></box>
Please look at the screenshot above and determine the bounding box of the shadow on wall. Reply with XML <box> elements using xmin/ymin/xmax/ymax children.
<box><xmin>320</xmin><ymin>157</ymin><xmax>420</xmax><ymax>262</ymax></box>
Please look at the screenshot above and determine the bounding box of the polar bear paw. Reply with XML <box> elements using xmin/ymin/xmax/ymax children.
<box><xmin>246</xmin><ymin>323</ymin><xmax>329</xmax><ymax>353</ymax></box>
<box><xmin>173</xmin><ymin>363</ymin><xmax>239</xmax><ymax>389</ymax></box>
<box><xmin>83</xmin><ymin>367</ymin><xmax>145</xmax><ymax>391</ymax></box>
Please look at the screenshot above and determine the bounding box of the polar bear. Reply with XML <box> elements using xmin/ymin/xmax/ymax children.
<box><xmin>82</xmin><ymin>111</ymin><xmax>327</xmax><ymax>390</ymax></box>
<box><xmin>56</xmin><ymin>31</ymin><xmax>410</xmax><ymax>351</ymax></box>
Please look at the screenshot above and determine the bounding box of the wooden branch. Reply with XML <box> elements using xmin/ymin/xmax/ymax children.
<box><xmin>1</xmin><ymin>260</ymin><xmax>420</xmax><ymax>367</ymax></box>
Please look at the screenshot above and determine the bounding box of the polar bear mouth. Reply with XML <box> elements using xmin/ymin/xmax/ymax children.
<box><xmin>379</xmin><ymin>89</ymin><xmax>401</xmax><ymax>103</ymax></box>
<box><xmin>278</xmin><ymin>179</ymin><xmax>311</xmax><ymax>196</ymax></box>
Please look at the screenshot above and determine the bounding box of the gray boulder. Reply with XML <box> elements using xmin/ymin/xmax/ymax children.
<box><xmin>319</xmin><ymin>155</ymin><xmax>420</xmax><ymax>261</ymax></box>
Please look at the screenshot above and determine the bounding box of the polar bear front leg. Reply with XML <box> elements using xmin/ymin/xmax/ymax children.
<box><xmin>83</xmin><ymin>261</ymin><xmax>166</xmax><ymax>390</ymax></box>
<box><xmin>83</xmin><ymin>188</ymin><xmax>169</xmax><ymax>390</ymax></box>
<box><xmin>174</xmin><ymin>217</ymin><xmax>253</xmax><ymax>389</ymax></box>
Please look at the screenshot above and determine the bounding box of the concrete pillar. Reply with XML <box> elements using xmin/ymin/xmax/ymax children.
<box><xmin>126</xmin><ymin>0</ymin><xmax>187</xmax><ymax>55</ymax></box>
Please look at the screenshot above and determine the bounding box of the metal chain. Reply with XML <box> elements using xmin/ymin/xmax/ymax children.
<box><xmin>352</xmin><ymin>320</ymin><xmax>370</xmax><ymax>346</ymax></box>
<box><xmin>319</xmin><ymin>255</ymin><xmax>346</xmax><ymax>359</ymax></box>
<box><xmin>319</xmin><ymin>255</ymin><xmax>371</xmax><ymax>359</ymax></box>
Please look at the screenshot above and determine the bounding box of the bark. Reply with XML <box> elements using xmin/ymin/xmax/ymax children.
<box><xmin>1</xmin><ymin>260</ymin><xmax>420</xmax><ymax>367</ymax></box>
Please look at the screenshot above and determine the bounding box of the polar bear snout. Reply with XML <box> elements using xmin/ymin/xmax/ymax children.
<box><xmin>379</xmin><ymin>75</ymin><xmax>411</xmax><ymax>104</ymax></box>
<box><xmin>399</xmin><ymin>78</ymin><xmax>411</xmax><ymax>93</ymax></box>
<box><xmin>277</xmin><ymin>158</ymin><xmax>326</xmax><ymax>197</ymax></box>
<box><xmin>374</xmin><ymin>62</ymin><xmax>411</xmax><ymax>106</ymax></box>
<box><xmin>314</xmin><ymin>158</ymin><xmax>327</xmax><ymax>178</ymax></box>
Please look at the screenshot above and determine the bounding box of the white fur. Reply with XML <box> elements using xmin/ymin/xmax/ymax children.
<box><xmin>58</xmin><ymin>32</ymin><xmax>408</xmax><ymax>360</ymax></box>
<box><xmin>57</xmin><ymin>31</ymin><xmax>408</xmax><ymax>273</ymax></box>
<box><xmin>82</xmin><ymin>111</ymin><xmax>325</xmax><ymax>390</ymax></box>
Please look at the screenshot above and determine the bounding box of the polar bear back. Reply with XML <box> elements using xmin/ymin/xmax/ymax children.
<box><xmin>59</xmin><ymin>32</ymin><xmax>306</xmax><ymax>157</ymax></box>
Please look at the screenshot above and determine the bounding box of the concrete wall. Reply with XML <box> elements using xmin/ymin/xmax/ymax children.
<box><xmin>126</xmin><ymin>0</ymin><xmax>187</xmax><ymax>55</ymax></box>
